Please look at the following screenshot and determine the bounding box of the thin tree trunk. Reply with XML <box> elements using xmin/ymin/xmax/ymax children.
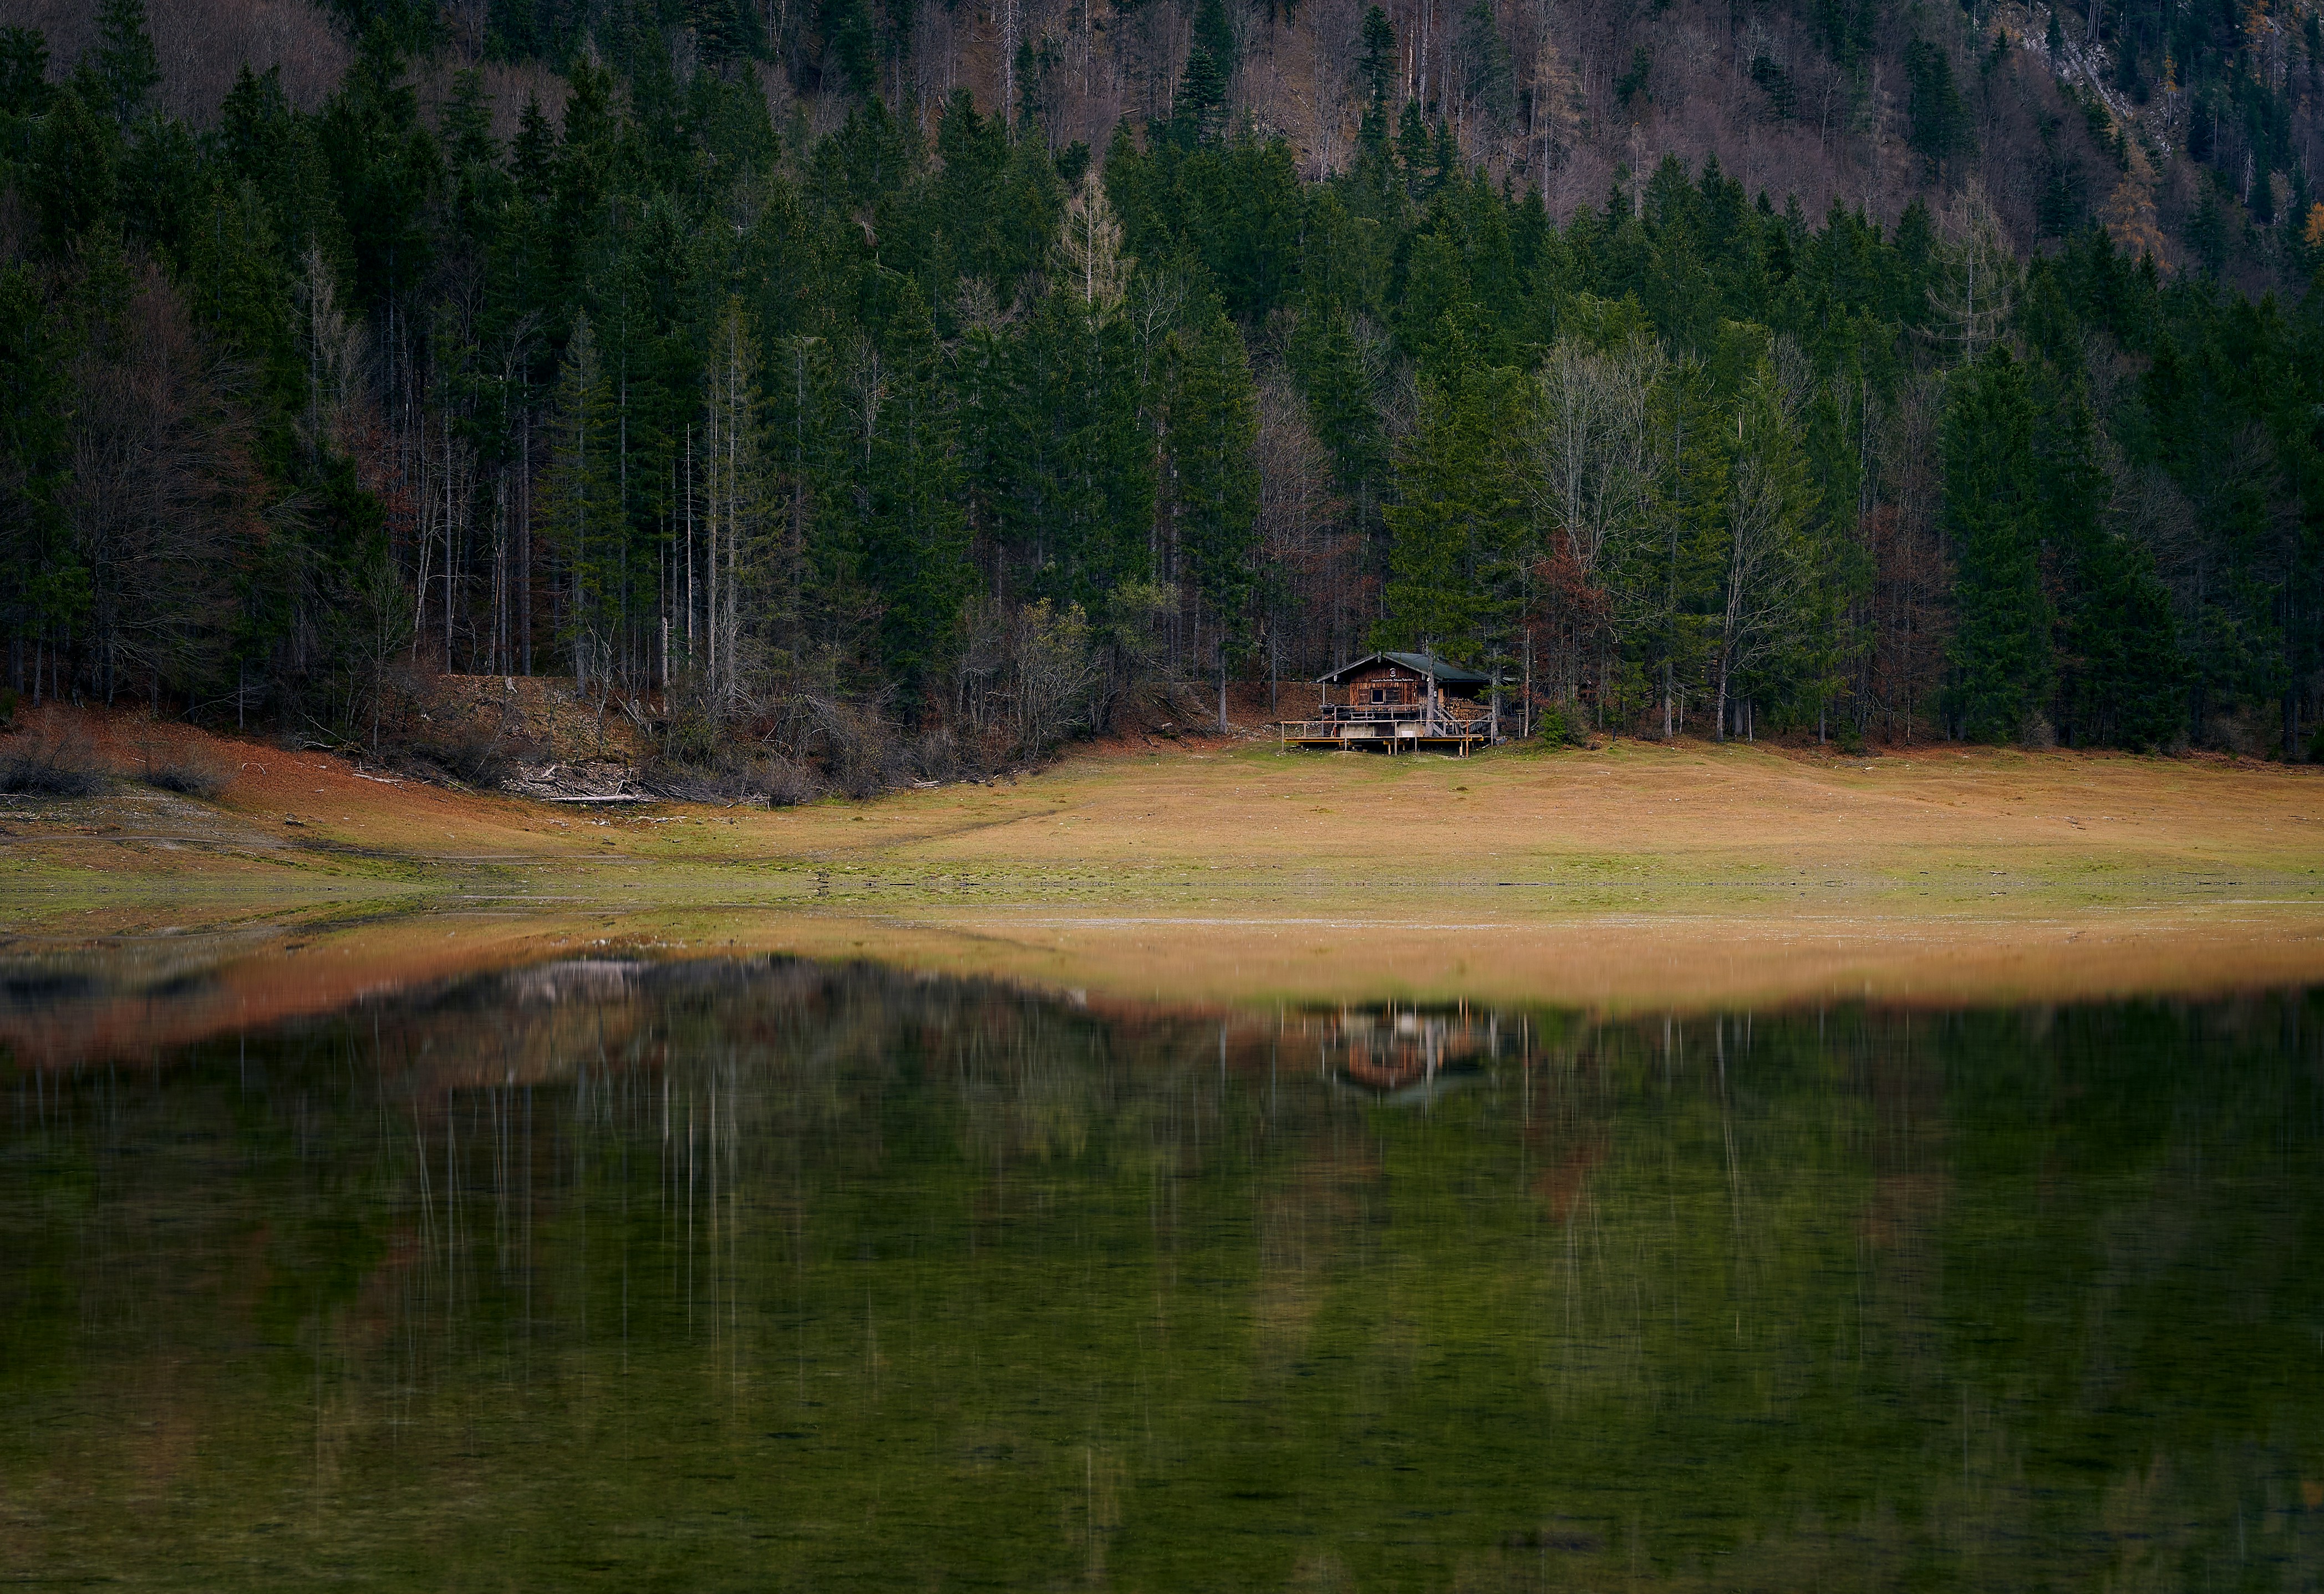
<box><xmin>522</xmin><ymin>410</ymin><xmax>533</xmax><ymax>676</ymax></box>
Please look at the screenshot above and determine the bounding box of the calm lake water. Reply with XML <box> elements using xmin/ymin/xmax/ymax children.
<box><xmin>2</xmin><ymin>956</ymin><xmax>2319</xmax><ymax>1590</ymax></box>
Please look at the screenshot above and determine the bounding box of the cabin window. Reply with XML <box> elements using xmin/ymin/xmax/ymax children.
<box><xmin>1369</xmin><ymin>687</ymin><xmax>1385</xmax><ymax>704</ymax></box>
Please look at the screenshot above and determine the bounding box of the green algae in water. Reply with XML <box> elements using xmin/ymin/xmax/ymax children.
<box><xmin>2</xmin><ymin>961</ymin><xmax>2321</xmax><ymax>1590</ymax></box>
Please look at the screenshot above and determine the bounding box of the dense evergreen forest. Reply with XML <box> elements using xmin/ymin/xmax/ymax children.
<box><xmin>1</xmin><ymin>0</ymin><xmax>2321</xmax><ymax>787</ymax></box>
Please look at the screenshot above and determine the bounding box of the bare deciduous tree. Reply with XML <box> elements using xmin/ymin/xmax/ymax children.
<box><xmin>1528</xmin><ymin>330</ymin><xmax>1664</xmax><ymax>709</ymax></box>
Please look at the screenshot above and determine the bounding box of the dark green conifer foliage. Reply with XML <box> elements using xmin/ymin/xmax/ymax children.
<box><xmin>1427</xmin><ymin>119</ymin><xmax>1459</xmax><ymax>196</ymax></box>
<box><xmin>185</xmin><ymin>182</ymin><xmax>299</xmax><ymax>415</ymax></box>
<box><xmin>441</xmin><ymin>69</ymin><xmax>508</xmax><ymax>247</ymax></box>
<box><xmin>1942</xmin><ymin>348</ymin><xmax>2052</xmax><ymax>741</ymax></box>
<box><xmin>0</xmin><ymin>26</ymin><xmax>50</xmax><ymax>126</ymax></box>
<box><xmin>1395</xmin><ymin>101</ymin><xmax>1430</xmax><ymax>192</ymax></box>
<box><xmin>1295</xmin><ymin>304</ymin><xmax>1387</xmax><ymax>520</ymax></box>
<box><xmin>28</xmin><ymin>78</ymin><xmax>120</xmax><ymax>246</ymax></box>
<box><xmin>91</xmin><ymin>0</ymin><xmax>159</xmax><ymax>126</ymax></box>
<box><xmin>1904</xmin><ymin>39</ymin><xmax>1969</xmax><ymax>168</ymax></box>
<box><xmin>0</xmin><ymin>263</ymin><xmax>84</xmax><ymax>648</ymax></box>
<box><xmin>1615</xmin><ymin>47</ymin><xmax>1652</xmax><ymax>107</ymax></box>
<box><xmin>1168</xmin><ymin>0</ymin><xmax>1236</xmax><ymax>146</ymax></box>
<box><xmin>542</xmin><ymin>311</ymin><xmax>623</xmax><ymax>689</ymax></box>
<box><xmin>1635</xmin><ymin>355</ymin><xmax>1728</xmax><ymax>734</ymax></box>
<box><xmin>117</xmin><ymin>108</ymin><xmax>200</xmax><ymax>266</ymax></box>
<box><xmin>2061</xmin><ymin>539</ymin><xmax>2183</xmax><ymax>750</ymax></box>
<box><xmin>1191</xmin><ymin>0</ymin><xmax>1237</xmax><ymax>80</ymax></box>
<box><xmin>689</xmin><ymin>0</ymin><xmax>767</xmax><ymax>64</ymax></box>
<box><xmin>1460</xmin><ymin>1</ymin><xmax>1516</xmax><ymax>125</ymax></box>
<box><xmin>510</xmin><ymin>93</ymin><xmax>557</xmax><ymax>201</ymax></box>
<box><xmin>1381</xmin><ymin>368</ymin><xmax>1527</xmax><ymax>653</ymax></box>
<box><xmin>1168</xmin><ymin>312</ymin><xmax>1261</xmax><ymax>649</ymax></box>
<box><xmin>1357</xmin><ymin>6</ymin><xmax>1396</xmax><ymax>105</ymax></box>
<box><xmin>319</xmin><ymin>26</ymin><xmax>439</xmax><ymax>307</ymax></box>
<box><xmin>0</xmin><ymin>4</ymin><xmax>2315</xmax><ymax>763</ymax></box>
<box><xmin>965</xmin><ymin>285</ymin><xmax>1153</xmax><ymax>614</ymax></box>
<box><xmin>820</xmin><ymin>0</ymin><xmax>880</xmax><ymax>95</ymax></box>
<box><xmin>218</xmin><ymin>66</ymin><xmax>292</xmax><ymax>186</ymax></box>
<box><xmin>1398</xmin><ymin>232</ymin><xmax>1480</xmax><ymax>374</ymax></box>
<box><xmin>860</xmin><ymin>278</ymin><xmax>970</xmax><ymax>690</ymax></box>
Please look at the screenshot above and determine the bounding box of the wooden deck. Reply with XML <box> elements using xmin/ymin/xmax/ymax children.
<box><xmin>1279</xmin><ymin>703</ymin><xmax>1495</xmax><ymax>753</ymax></box>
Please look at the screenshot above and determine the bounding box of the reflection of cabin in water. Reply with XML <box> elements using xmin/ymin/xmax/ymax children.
<box><xmin>1280</xmin><ymin>652</ymin><xmax>1501</xmax><ymax>753</ymax></box>
<box><xmin>1323</xmin><ymin>1006</ymin><xmax>1499</xmax><ymax>1100</ymax></box>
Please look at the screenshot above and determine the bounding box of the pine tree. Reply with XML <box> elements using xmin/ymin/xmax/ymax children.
<box><xmin>511</xmin><ymin>93</ymin><xmax>556</xmax><ymax>202</ymax></box>
<box><xmin>1357</xmin><ymin>6</ymin><xmax>1396</xmax><ymax>106</ymax></box>
<box><xmin>1396</xmin><ymin>101</ymin><xmax>1431</xmax><ymax>194</ymax></box>
<box><xmin>317</xmin><ymin>26</ymin><xmax>438</xmax><ymax>307</ymax></box>
<box><xmin>1168</xmin><ymin>0</ymin><xmax>1235</xmax><ymax>147</ymax></box>
<box><xmin>861</xmin><ymin>282</ymin><xmax>969</xmax><ymax>692</ymax></box>
<box><xmin>1941</xmin><ymin>347</ymin><xmax>2052</xmax><ymax>741</ymax></box>
<box><xmin>27</xmin><ymin>78</ymin><xmax>120</xmax><ymax>245</ymax></box>
<box><xmin>2046</xmin><ymin>385</ymin><xmax>2181</xmax><ymax>747</ymax></box>
<box><xmin>1459</xmin><ymin>0</ymin><xmax>1516</xmax><ymax>126</ymax></box>
<box><xmin>1296</xmin><ymin>304</ymin><xmax>1388</xmax><ymax>526</ymax></box>
<box><xmin>1167</xmin><ymin>312</ymin><xmax>1262</xmax><ymax>722</ymax></box>
<box><xmin>0</xmin><ymin>264</ymin><xmax>85</xmax><ymax>676</ymax></box>
<box><xmin>542</xmin><ymin>312</ymin><xmax>622</xmax><ymax>695</ymax></box>
<box><xmin>1904</xmin><ymin>38</ymin><xmax>1969</xmax><ymax>170</ymax></box>
<box><xmin>1382</xmin><ymin>369</ymin><xmax>1528</xmax><ymax>658</ymax></box>
<box><xmin>93</xmin><ymin>0</ymin><xmax>159</xmax><ymax>126</ymax></box>
<box><xmin>0</xmin><ymin>26</ymin><xmax>51</xmax><ymax>128</ymax></box>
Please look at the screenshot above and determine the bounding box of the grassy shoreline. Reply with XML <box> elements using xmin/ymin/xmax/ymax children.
<box><xmin>4</xmin><ymin>708</ymin><xmax>2322</xmax><ymax>1046</ymax></box>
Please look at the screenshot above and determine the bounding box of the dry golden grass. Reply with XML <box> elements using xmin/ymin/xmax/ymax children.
<box><xmin>2</xmin><ymin>706</ymin><xmax>2321</xmax><ymax>1051</ymax></box>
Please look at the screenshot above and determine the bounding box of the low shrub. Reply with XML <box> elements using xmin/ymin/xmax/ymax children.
<box><xmin>1528</xmin><ymin>706</ymin><xmax>1586</xmax><ymax>748</ymax></box>
<box><xmin>642</xmin><ymin>748</ymin><xmax>823</xmax><ymax>807</ymax></box>
<box><xmin>761</xmin><ymin>755</ymin><xmax>821</xmax><ymax>808</ymax></box>
<box><xmin>379</xmin><ymin>708</ymin><xmax>546</xmax><ymax>788</ymax></box>
<box><xmin>134</xmin><ymin>739</ymin><xmax>231</xmax><ymax>798</ymax></box>
<box><xmin>0</xmin><ymin>730</ymin><xmax>110</xmax><ymax>796</ymax></box>
<box><xmin>141</xmin><ymin>756</ymin><xmax>230</xmax><ymax>797</ymax></box>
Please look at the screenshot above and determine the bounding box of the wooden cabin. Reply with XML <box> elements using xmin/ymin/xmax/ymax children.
<box><xmin>1280</xmin><ymin>651</ymin><xmax>1499</xmax><ymax>753</ymax></box>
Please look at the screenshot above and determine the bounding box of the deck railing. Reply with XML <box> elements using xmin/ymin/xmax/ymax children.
<box><xmin>1280</xmin><ymin>701</ymin><xmax>1495</xmax><ymax>743</ymax></box>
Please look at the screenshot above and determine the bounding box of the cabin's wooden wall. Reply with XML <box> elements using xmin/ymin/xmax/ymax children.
<box><xmin>1336</xmin><ymin>664</ymin><xmax>1421</xmax><ymax>706</ymax></box>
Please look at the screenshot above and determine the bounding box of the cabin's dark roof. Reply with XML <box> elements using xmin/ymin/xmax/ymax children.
<box><xmin>1316</xmin><ymin>651</ymin><xmax>1493</xmax><ymax>687</ymax></box>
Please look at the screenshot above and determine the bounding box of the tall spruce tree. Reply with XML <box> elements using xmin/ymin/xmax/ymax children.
<box><xmin>0</xmin><ymin>263</ymin><xmax>83</xmax><ymax>680</ymax></box>
<box><xmin>1295</xmin><ymin>304</ymin><xmax>1388</xmax><ymax>535</ymax></box>
<box><xmin>1382</xmin><ymin>367</ymin><xmax>1528</xmax><ymax>659</ymax></box>
<box><xmin>1168</xmin><ymin>0</ymin><xmax>1236</xmax><ymax>146</ymax></box>
<box><xmin>861</xmin><ymin>281</ymin><xmax>969</xmax><ymax>695</ymax></box>
<box><xmin>2045</xmin><ymin>385</ymin><xmax>2181</xmax><ymax>747</ymax></box>
<box><xmin>92</xmin><ymin>0</ymin><xmax>158</xmax><ymax>126</ymax></box>
<box><xmin>1942</xmin><ymin>347</ymin><xmax>2052</xmax><ymax>741</ymax></box>
<box><xmin>1167</xmin><ymin>311</ymin><xmax>1261</xmax><ymax>726</ymax></box>
<box><xmin>542</xmin><ymin>312</ymin><xmax>622</xmax><ymax>694</ymax></box>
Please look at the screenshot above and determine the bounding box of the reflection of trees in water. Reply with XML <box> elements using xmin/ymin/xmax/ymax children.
<box><xmin>2</xmin><ymin>967</ymin><xmax>2320</xmax><ymax>1591</ymax></box>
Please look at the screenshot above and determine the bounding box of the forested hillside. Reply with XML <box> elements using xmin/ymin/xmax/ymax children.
<box><xmin>1</xmin><ymin>0</ymin><xmax>2321</xmax><ymax>789</ymax></box>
